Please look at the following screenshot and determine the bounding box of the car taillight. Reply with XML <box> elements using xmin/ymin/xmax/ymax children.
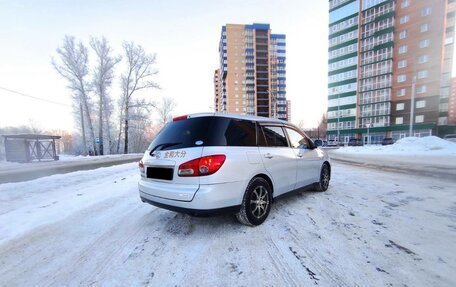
<box><xmin>173</xmin><ymin>115</ymin><xmax>188</xmax><ymax>121</ymax></box>
<box><xmin>139</xmin><ymin>160</ymin><xmax>145</xmax><ymax>172</ymax></box>
<box><xmin>178</xmin><ymin>155</ymin><xmax>226</xmax><ymax>177</ymax></box>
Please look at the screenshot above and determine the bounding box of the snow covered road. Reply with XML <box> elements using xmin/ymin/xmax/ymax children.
<box><xmin>0</xmin><ymin>162</ymin><xmax>455</xmax><ymax>286</ymax></box>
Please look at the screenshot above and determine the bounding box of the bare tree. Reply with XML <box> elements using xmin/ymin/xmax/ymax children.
<box><xmin>52</xmin><ymin>36</ymin><xmax>97</xmax><ymax>155</ymax></box>
<box><xmin>120</xmin><ymin>42</ymin><xmax>159</xmax><ymax>154</ymax></box>
<box><xmin>156</xmin><ymin>96</ymin><xmax>176</xmax><ymax>125</ymax></box>
<box><xmin>317</xmin><ymin>113</ymin><xmax>327</xmax><ymax>138</ymax></box>
<box><xmin>90</xmin><ymin>37</ymin><xmax>121</xmax><ymax>155</ymax></box>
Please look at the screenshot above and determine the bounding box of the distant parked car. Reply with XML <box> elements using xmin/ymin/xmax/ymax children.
<box><xmin>314</xmin><ymin>139</ymin><xmax>327</xmax><ymax>147</ymax></box>
<box><xmin>444</xmin><ymin>134</ymin><xmax>456</xmax><ymax>143</ymax></box>
<box><xmin>327</xmin><ymin>140</ymin><xmax>338</xmax><ymax>147</ymax></box>
<box><xmin>348</xmin><ymin>138</ymin><xmax>363</xmax><ymax>146</ymax></box>
<box><xmin>381</xmin><ymin>137</ymin><xmax>395</xmax><ymax>145</ymax></box>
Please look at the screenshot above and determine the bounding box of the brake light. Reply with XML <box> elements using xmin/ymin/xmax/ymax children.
<box><xmin>139</xmin><ymin>159</ymin><xmax>145</xmax><ymax>172</ymax></box>
<box><xmin>178</xmin><ymin>155</ymin><xmax>226</xmax><ymax>177</ymax></box>
<box><xmin>173</xmin><ymin>115</ymin><xmax>188</xmax><ymax>121</ymax></box>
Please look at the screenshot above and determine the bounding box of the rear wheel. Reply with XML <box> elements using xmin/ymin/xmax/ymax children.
<box><xmin>314</xmin><ymin>163</ymin><xmax>330</xmax><ymax>192</ymax></box>
<box><xmin>236</xmin><ymin>177</ymin><xmax>272</xmax><ymax>226</ymax></box>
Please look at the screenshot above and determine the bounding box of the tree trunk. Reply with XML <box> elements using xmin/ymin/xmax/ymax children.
<box><xmin>104</xmin><ymin>102</ymin><xmax>113</xmax><ymax>154</ymax></box>
<box><xmin>79</xmin><ymin>101</ymin><xmax>88</xmax><ymax>155</ymax></box>
<box><xmin>105</xmin><ymin>111</ymin><xmax>112</xmax><ymax>154</ymax></box>
<box><xmin>123</xmin><ymin>103</ymin><xmax>129</xmax><ymax>154</ymax></box>
<box><xmin>116</xmin><ymin>108</ymin><xmax>123</xmax><ymax>154</ymax></box>
<box><xmin>82</xmin><ymin>92</ymin><xmax>98</xmax><ymax>155</ymax></box>
<box><xmin>98</xmin><ymin>87</ymin><xmax>104</xmax><ymax>155</ymax></box>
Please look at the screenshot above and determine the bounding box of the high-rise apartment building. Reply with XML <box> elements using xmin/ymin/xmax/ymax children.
<box><xmin>450</xmin><ymin>77</ymin><xmax>456</xmax><ymax>124</ymax></box>
<box><xmin>213</xmin><ymin>69</ymin><xmax>221</xmax><ymax>112</ymax></box>
<box><xmin>327</xmin><ymin>0</ymin><xmax>456</xmax><ymax>143</ymax></box>
<box><xmin>215</xmin><ymin>23</ymin><xmax>288</xmax><ymax>121</ymax></box>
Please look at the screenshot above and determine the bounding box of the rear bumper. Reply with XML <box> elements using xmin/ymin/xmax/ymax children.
<box><xmin>140</xmin><ymin>196</ymin><xmax>240</xmax><ymax>215</ymax></box>
<box><xmin>138</xmin><ymin>179</ymin><xmax>246</xmax><ymax>212</ymax></box>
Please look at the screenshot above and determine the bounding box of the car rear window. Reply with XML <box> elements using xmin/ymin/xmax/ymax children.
<box><xmin>148</xmin><ymin>117</ymin><xmax>213</xmax><ymax>151</ymax></box>
<box><xmin>147</xmin><ymin>116</ymin><xmax>258</xmax><ymax>151</ymax></box>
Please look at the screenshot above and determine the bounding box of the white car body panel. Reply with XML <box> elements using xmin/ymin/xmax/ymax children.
<box><xmin>258</xmin><ymin>146</ymin><xmax>297</xmax><ymax>197</ymax></box>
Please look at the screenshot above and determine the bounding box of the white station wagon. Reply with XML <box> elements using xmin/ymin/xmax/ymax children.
<box><xmin>138</xmin><ymin>113</ymin><xmax>331</xmax><ymax>225</ymax></box>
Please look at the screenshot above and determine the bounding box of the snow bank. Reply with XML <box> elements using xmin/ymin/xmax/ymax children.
<box><xmin>333</xmin><ymin>136</ymin><xmax>456</xmax><ymax>156</ymax></box>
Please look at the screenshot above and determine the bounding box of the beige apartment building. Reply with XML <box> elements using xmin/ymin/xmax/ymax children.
<box><xmin>214</xmin><ymin>23</ymin><xmax>288</xmax><ymax>120</ymax></box>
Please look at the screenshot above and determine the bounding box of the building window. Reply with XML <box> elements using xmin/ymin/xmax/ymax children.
<box><xmin>397</xmin><ymin>74</ymin><xmax>406</xmax><ymax>83</ymax></box>
<box><xmin>421</xmin><ymin>7</ymin><xmax>432</xmax><ymax>16</ymax></box>
<box><xmin>396</xmin><ymin>117</ymin><xmax>404</xmax><ymax>124</ymax></box>
<box><xmin>420</xmin><ymin>23</ymin><xmax>429</xmax><ymax>32</ymax></box>
<box><xmin>399</xmin><ymin>30</ymin><xmax>408</xmax><ymax>39</ymax></box>
<box><xmin>397</xmin><ymin>88</ymin><xmax>406</xmax><ymax>97</ymax></box>
<box><xmin>416</xmin><ymin>100</ymin><xmax>426</xmax><ymax>108</ymax></box>
<box><xmin>439</xmin><ymin>103</ymin><xmax>449</xmax><ymax>112</ymax></box>
<box><xmin>398</xmin><ymin>60</ymin><xmax>407</xmax><ymax>68</ymax></box>
<box><xmin>439</xmin><ymin>117</ymin><xmax>448</xmax><ymax>125</ymax></box>
<box><xmin>418</xmin><ymin>55</ymin><xmax>429</xmax><ymax>63</ymax></box>
<box><xmin>417</xmin><ymin>70</ymin><xmax>428</xmax><ymax>79</ymax></box>
<box><xmin>417</xmin><ymin>85</ymin><xmax>427</xmax><ymax>94</ymax></box>
<box><xmin>420</xmin><ymin>39</ymin><xmax>430</xmax><ymax>48</ymax></box>
<box><xmin>415</xmin><ymin>115</ymin><xmax>424</xmax><ymax>123</ymax></box>
<box><xmin>399</xmin><ymin>45</ymin><xmax>408</xmax><ymax>54</ymax></box>
<box><xmin>401</xmin><ymin>0</ymin><xmax>410</xmax><ymax>8</ymax></box>
<box><xmin>396</xmin><ymin>103</ymin><xmax>405</xmax><ymax>111</ymax></box>
<box><xmin>400</xmin><ymin>15</ymin><xmax>410</xmax><ymax>24</ymax></box>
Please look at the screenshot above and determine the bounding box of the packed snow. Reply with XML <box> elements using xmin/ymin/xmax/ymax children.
<box><xmin>0</xmin><ymin>153</ymin><xmax>142</xmax><ymax>172</ymax></box>
<box><xmin>333</xmin><ymin>136</ymin><xmax>456</xmax><ymax>156</ymax></box>
<box><xmin>0</xmin><ymin>162</ymin><xmax>455</xmax><ymax>286</ymax></box>
<box><xmin>0</xmin><ymin>153</ymin><xmax>143</xmax><ymax>169</ymax></box>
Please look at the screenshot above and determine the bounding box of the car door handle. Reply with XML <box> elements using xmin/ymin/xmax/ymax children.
<box><xmin>264</xmin><ymin>153</ymin><xmax>273</xmax><ymax>159</ymax></box>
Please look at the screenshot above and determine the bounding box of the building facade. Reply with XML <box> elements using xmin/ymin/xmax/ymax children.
<box><xmin>215</xmin><ymin>23</ymin><xmax>289</xmax><ymax>121</ymax></box>
<box><xmin>327</xmin><ymin>0</ymin><xmax>456</xmax><ymax>143</ymax></box>
<box><xmin>213</xmin><ymin>69</ymin><xmax>221</xmax><ymax>112</ymax></box>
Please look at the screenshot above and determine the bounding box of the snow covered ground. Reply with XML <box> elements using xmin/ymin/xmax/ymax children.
<box><xmin>333</xmin><ymin>136</ymin><xmax>456</xmax><ymax>156</ymax></box>
<box><xmin>328</xmin><ymin>137</ymin><xmax>456</xmax><ymax>179</ymax></box>
<box><xmin>0</xmin><ymin>162</ymin><xmax>455</xmax><ymax>286</ymax></box>
<box><xmin>0</xmin><ymin>153</ymin><xmax>143</xmax><ymax>184</ymax></box>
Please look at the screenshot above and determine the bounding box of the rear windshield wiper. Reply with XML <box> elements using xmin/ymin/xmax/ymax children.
<box><xmin>150</xmin><ymin>142</ymin><xmax>181</xmax><ymax>156</ymax></box>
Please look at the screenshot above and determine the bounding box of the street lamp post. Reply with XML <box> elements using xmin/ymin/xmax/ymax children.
<box><xmin>337</xmin><ymin>95</ymin><xmax>340</xmax><ymax>143</ymax></box>
<box><xmin>409</xmin><ymin>76</ymin><xmax>417</xmax><ymax>137</ymax></box>
<box><xmin>366</xmin><ymin>123</ymin><xmax>371</xmax><ymax>145</ymax></box>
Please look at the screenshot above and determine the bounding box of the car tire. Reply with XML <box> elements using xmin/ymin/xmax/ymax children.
<box><xmin>236</xmin><ymin>177</ymin><xmax>272</xmax><ymax>226</ymax></box>
<box><xmin>314</xmin><ymin>163</ymin><xmax>330</xmax><ymax>192</ymax></box>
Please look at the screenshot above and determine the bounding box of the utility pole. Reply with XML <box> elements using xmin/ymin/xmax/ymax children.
<box><xmin>409</xmin><ymin>76</ymin><xmax>417</xmax><ymax>137</ymax></box>
<box><xmin>337</xmin><ymin>95</ymin><xmax>340</xmax><ymax>143</ymax></box>
<box><xmin>366</xmin><ymin>123</ymin><xmax>371</xmax><ymax>145</ymax></box>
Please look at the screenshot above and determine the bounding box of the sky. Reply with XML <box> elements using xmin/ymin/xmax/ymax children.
<box><xmin>0</xmin><ymin>0</ymin><xmax>329</xmax><ymax>131</ymax></box>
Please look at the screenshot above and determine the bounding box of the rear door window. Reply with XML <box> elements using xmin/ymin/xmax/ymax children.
<box><xmin>261</xmin><ymin>126</ymin><xmax>289</xmax><ymax>147</ymax></box>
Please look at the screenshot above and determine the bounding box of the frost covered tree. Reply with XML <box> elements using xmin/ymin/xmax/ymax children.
<box><xmin>156</xmin><ymin>96</ymin><xmax>176</xmax><ymax>125</ymax></box>
<box><xmin>120</xmin><ymin>42</ymin><xmax>159</xmax><ymax>154</ymax></box>
<box><xmin>90</xmin><ymin>37</ymin><xmax>121</xmax><ymax>155</ymax></box>
<box><xmin>52</xmin><ymin>36</ymin><xmax>97</xmax><ymax>155</ymax></box>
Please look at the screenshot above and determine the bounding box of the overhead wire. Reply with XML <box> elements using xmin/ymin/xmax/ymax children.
<box><xmin>0</xmin><ymin>86</ymin><xmax>72</xmax><ymax>107</ymax></box>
